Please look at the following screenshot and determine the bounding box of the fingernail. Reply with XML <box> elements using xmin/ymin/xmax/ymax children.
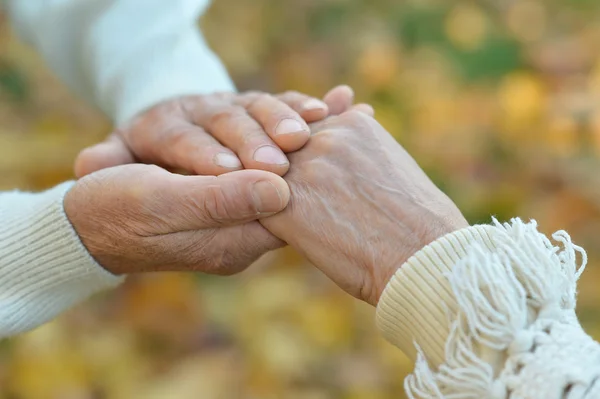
<box><xmin>275</xmin><ymin>119</ymin><xmax>307</xmax><ymax>136</ymax></box>
<box><xmin>253</xmin><ymin>146</ymin><xmax>288</xmax><ymax>165</ymax></box>
<box><xmin>252</xmin><ymin>180</ymin><xmax>283</xmax><ymax>213</ymax></box>
<box><xmin>302</xmin><ymin>99</ymin><xmax>328</xmax><ymax>111</ymax></box>
<box><xmin>215</xmin><ymin>153</ymin><xmax>242</xmax><ymax>168</ymax></box>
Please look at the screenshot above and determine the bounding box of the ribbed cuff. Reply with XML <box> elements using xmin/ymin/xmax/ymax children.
<box><xmin>0</xmin><ymin>182</ymin><xmax>124</xmax><ymax>337</ymax></box>
<box><xmin>375</xmin><ymin>225</ymin><xmax>498</xmax><ymax>368</ymax></box>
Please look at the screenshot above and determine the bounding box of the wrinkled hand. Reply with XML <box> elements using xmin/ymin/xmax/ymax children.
<box><xmin>75</xmin><ymin>86</ymin><xmax>364</xmax><ymax>178</ymax></box>
<box><xmin>64</xmin><ymin>165</ymin><xmax>290</xmax><ymax>275</ymax></box>
<box><xmin>261</xmin><ymin>111</ymin><xmax>468</xmax><ymax>306</ymax></box>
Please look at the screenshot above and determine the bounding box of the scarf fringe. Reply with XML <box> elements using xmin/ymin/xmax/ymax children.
<box><xmin>405</xmin><ymin>218</ymin><xmax>587</xmax><ymax>399</ymax></box>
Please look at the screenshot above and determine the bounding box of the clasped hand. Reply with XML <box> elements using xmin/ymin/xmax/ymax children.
<box><xmin>64</xmin><ymin>86</ymin><xmax>467</xmax><ymax>306</ymax></box>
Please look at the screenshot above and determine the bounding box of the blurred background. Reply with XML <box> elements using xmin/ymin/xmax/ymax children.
<box><xmin>2</xmin><ymin>0</ymin><xmax>600</xmax><ymax>397</ymax></box>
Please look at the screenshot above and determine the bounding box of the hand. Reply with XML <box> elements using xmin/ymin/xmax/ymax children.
<box><xmin>260</xmin><ymin>111</ymin><xmax>468</xmax><ymax>306</ymax></box>
<box><xmin>64</xmin><ymin>164</ymin><xmax>290</xmax><ymax>275</ymax></box>
<box><xmin>74</xmin><ymin>86</ymin><xmax>363</xmax><ymax>178</ymax></box>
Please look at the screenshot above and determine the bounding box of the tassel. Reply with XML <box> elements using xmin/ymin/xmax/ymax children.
<box><xmin>405</xmin><ymin>218</ymin><xmax>587</xmax><ymax>399</ymax></box>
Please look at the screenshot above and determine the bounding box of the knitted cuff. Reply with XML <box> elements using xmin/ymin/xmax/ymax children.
<box><xmin>0</xmin><ymin>182</ymin><xmax>124</xmax><ymax>337</ymax></box>
<box><xmin>376</xmin><ymin>218</ymin><xmax>595</xmax><ymax>398</ymax></box>
<box><xmin>376</xmin><ymin>224</ymin><xmax>497</xmax><ymax>366</ymax></box>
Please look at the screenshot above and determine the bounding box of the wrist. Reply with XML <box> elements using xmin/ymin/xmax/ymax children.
<box><xmin>63</xmin><ymin>180</ymin><xmax>125</xmax><ymax>276</ymax></box>
<box><xmin>373</xmin><ymin>204</ymin><xmax>469</xmax><ymax>305</ymax></box>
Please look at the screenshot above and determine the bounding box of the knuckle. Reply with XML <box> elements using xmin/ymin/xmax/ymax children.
<box><xmin>180</xmin><ymin>95</ymin><xmax>210</xmax><ymax>114</ymax></box>
<box><xmin>203</xmin><ymin>185</ymin><xmax>227</xmax><ymax>222</ymax></box>
<box><xmin>298</xmin><ymin>159</ymin><xmax>327</xmax><ymax>185</ymax></box>
<box><xmin>245</xmin><ymin>93</ymin><xmax>274</xmax><ymax>113</ymax></box>
<box><xmin>214</xmin><ymin>238</ymin><xmax>271</xmax><ymax>275</ymax></box>
<box><xmin>199</xmin><ymin>239</ymin><xmax>256</xmax><ymax>276</ymax></box>
<box><xmin>316</xmin><ymin>110</ymin><xmax>376</xmax><ymax>140</ymax></box>
<box><xmin>146</xmin><ymin>100</ymin><xmax>182</xmax><ymax>125</ymax></box>
<box><xmin>207</xmin><ymin>106</ymin><xmax>245</xmax><ymax>127</ymax></box>
<box><xmin>198</xmin><ymin>92</ymin><xmax>232</xmax><ymax>105</ymax></box>
<box><xmin>201</xmin><ymin>183</ymin><xmax>249</xmax><ymax>224</ymax></box>
<box><xmin>165</xmin><ymin>126</ymin><xmax>192</xmax><ymax>147</ymax></box>
<box><xmin>285</xmin><ymin>152</ymin><xmax>329</xmax><ymax>188</ymax></box>
<box><xmin>256</xmin><ymin>92</ymin><xmax>274</xmax><ymax>103</ymax></box>
<box><xmin>209</xmin><ymin>252</ymin><xmax>246</xmax><ymax>276</ymax></box>
<box><xmin>337</xmin><ymin>109</ymin><xmax>368</xmax><ymax>124</ymax></box>
<box><xmin>240</xmin><ymin>126</ymin><xmax>269</xmax><ymax>146</ymax></box>
<box><xmin>311</xmin><ymin>129</ymin><xmax>339</xmax><ymax>152</ymax></box>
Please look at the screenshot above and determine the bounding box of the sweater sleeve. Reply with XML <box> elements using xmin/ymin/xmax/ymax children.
<box><xmin>377</xmin><ymin>219</ymin><xmax>600</xmax><ymax>398</ymax></box>
<box><xmin>4</xmin><ymin>0</ymin><xmax>235</xmax><ymax>125</ymax></box>
<box><xmin>0</xmin><ymin>182</ymin><xmax>123</xmax><ymax>338</ymax></box>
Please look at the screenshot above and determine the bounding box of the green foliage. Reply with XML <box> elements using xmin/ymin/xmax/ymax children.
<box><xmin>0</xmin><ymin>60</ymin><xmax>28</xmax><ymax>103</ymax></box>
<box><xmin>448</xmin><ymin>35</ymin><xmax>522</xmax><ymax>80</ymax></box>
<box><xmin>397</xmin><ymin>6</ymin><xmax>449</xmax><ymax>49</ymax></box>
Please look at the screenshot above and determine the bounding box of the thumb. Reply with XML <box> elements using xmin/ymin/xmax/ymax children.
<box><xmin>148</xmin><ymin>168</ymin><xmax>291</xmax><ymax>231</ymax></box>
<box><xmin>74</xmin><ymin>134</ymin><xmax>135</xmax><ymax>178</ymax></box>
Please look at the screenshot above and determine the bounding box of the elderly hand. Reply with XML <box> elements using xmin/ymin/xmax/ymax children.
<box><xmin>64</xmin><ymin>164</ymin><xmax>289</xmax><ymax>275</ymax></box>
<box><xmin>260</xmin><ymin>111</ymin><xmax>469</xmax><ymax>306</ymax></box>
<box><xmin>74</xmin><ymin>86</ymin><xmax>361</xmax><ymax>178</ymax></box>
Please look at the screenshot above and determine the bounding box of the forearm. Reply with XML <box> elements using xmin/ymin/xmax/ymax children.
<box><xmin>377</xmin><ymin>219</ymin><xmax>600</xmax><ymax>397</ymax></box>
<box><xmin>0</xmin><ymin>183</ymin><xmax>122</xmax><ymax>338</ymax></box>
<box><xmin>4</xmin><ymin>0</ymin><xmax>235</xmax><ymax>124</ymax></box>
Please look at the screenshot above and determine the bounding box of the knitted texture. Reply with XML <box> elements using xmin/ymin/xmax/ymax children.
<box><xmin>377</xmin><ymin>219</ymin><xmax>600</xmax><ymax>398</ymax></box>
<box><xmin>0</xmin><ymin>182</ymin><xmax>124</xmax><ymax>338</ymax></box>
<box><xmin>5</xmin><ymin>0</ymin><xmax>235</xmax><ymax>124</ymax></box>
<box><xmin>496</xmin><ymin>316</ymin><xmax>600</xmax><ymax>398</ymax></box>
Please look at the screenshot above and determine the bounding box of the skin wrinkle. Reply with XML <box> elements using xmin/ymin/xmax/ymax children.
<box><xmin>146</xmin><ymin>223</ymin><xmax>272</xmax><ymax>275</ymax></box>
<box><xmin>351</xmin><ymin>173</ymin><xmax>422</xmax><ymax>299</ymax></box>
<box><xmin>64</xmin><ymin>87</ymin><xmax>360</xmax><ymax>278</ymax></box>
<box><xmin>261</xmin><ymin>110</ymin><xmax>468</xmax><ymax>305</ymax></box>
<box><xmin>147</xmin><ymin>229</ymin><xmax>216</xmax><ymax>271</ymax></box>
<box><xmin>288</xmin><ymin>184</ymin><xmax>358</xmax><ymax>286</ymax></box>
<box><xmin>201</xmin><ymin>182</ymin><xmax>248</xmax><ymax>224</ymax></box>
<box><xmin>203</xmin><ymin>224</ymin><xmax>280</xmax><ymax>275</ymax></box>
<box><xmin>65</xmin><ymin>161</ymin><xmax>290</xmax><ymax>276</ymax></box>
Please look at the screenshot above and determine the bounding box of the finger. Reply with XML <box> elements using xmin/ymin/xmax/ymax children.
<box><xmin>140</xmin><ymin>167</ymin><xmax>291</xmax><ymax>232</ymax></box>
<box><xmin>186</xmin><ymin>101</ymin><xmax>290</xmax><ymax>176</ymax></box>
<box><xmin>150</xmin><ymin>123</ymin><xmax>243</xmax><ymax>176</ymax></box>
<box><xmin>323</xmin><ymin>85</ymin><xmax>355</xmax><ymax>115</ymax></box>
<box><xmin>351</xmin><ymin>103</ymin><xmax>375</xmax><ymax>117</ymax></box>
<box><xmin>238</xmin><ymin>93</ymin><xmax>311</xmax><ymax>153</ymax></box>
<box><xmin>274</xmin><ymin>91</ymin><xmax>329</xmax><ymax>122</ymax></box>
<box><xmin>74</xmin><ymin>134</ymin><xmax>135</xmax><ymax>178</ymax></box>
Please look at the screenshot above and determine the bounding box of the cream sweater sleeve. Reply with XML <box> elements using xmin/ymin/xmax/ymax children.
<box><xmin>0</xmin><ymin>182</ymin><xmax>123</xmax><ymax>338</ymax></box>
<box><xmin>4</xmin><ymin>0</ymin><xmax>235</xmax><ymax>124</ymax></box>
<box><xmin>377</xmin><ymin>219</ymin><xmax>600</xmax><ymax>398</ymax></box>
